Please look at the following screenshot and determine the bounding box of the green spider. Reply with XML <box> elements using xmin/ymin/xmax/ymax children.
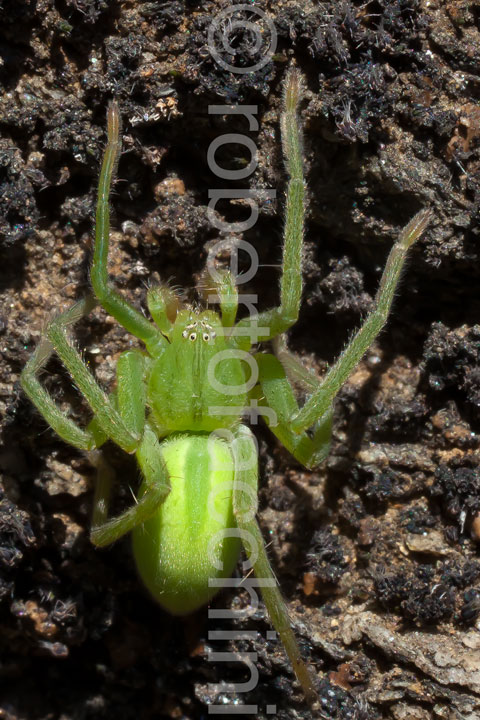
<box><xmin>21</xmin><ymin>70</ymin><xmax>430</xmax><ymax>702</ymax></box>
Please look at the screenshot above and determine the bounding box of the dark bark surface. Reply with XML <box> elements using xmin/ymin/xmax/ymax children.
<box><xmin>1</xmin><ymin>1</ymin><xmax>480</xmax><ymax>718</ymax></box>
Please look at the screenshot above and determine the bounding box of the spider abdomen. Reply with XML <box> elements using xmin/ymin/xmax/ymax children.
<box><xmin>132</xmin><ymin>433</ymin><xmax>241</xmax><ymax>615</ymax></box>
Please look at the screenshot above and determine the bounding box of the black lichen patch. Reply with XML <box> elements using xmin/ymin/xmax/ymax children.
<box><xmin>440</xmin><ymin>559</ymin><xmax>480</xmax><ymax>589</ymax></box>
<box><xmin>399</xmin><ymin>505</ymin><xmax>437</xmax><ymax>534</ymax></box>
<box><xmin>430</xmin><ymin>461</ymin><xmax>480</xmax><ymax>534</ymax></box>
<box><xmin>306</xmin><ymin>528</ymin><xmax>350</xmax><ymax>586</ymax></box>
<box><xmin>461</xmin><ymin>588</ymin><xmax>480</xmax><ymax>626</ymax></box>
<box><xmin>373</xmin><ymin>565</ymin><xmax>451</xmax><ymax>625</ymax></box>
<box><xmin>0</xmin><ymin>486</ymin><xmax>36</xmax><ymax>601</ymax></box>
<box><xmin>367</xmin><ymin>395</ymin><xmax>430</xmax><ymax>444</ymax></box>
<box><xmin>183</xmin><ymin>9</ymin><xmax>277</xmax><ymax>102</ymax></box>
<box><xmin>422</xmin><ymin>323</ymin><xmax>480</xmax><ymax>423</ymax></box>
<box><xmin>399</xmin><ymin>581</ymin><xmax>456</xmax><ymax>626</ymax></box>
<box><xmin>313</xmin><ymin>677</ymin><xmax>377</xmax><ymax>720</ymax></box>
<box><xmin>277</xmin><ymin>1</ymin><xmax>430</xmax><ymax>142</ymax></box>
<box><xmin>364</xmin><ymin>468</ymin><xmax>403</xmax><ymax>503</ymax></box>
<box><xmin>61</xmin><ymin>0</ymin><xmax>110</xmax><ymax>26</ymax></box>
<box><xmin>0</xmin><ymin>138</ymin><xmax>41</xmax><ymax>245</ymax></box>
<box><xmin>140</xmin><ymin>1</ymin><xmax>186</xmax><ymax>33</ymax></box>
<box><xmin>352</xmin><ymin>465</ymin><xmax>426</xmax><ymax>507</ymax></box>
<box><xmin>373</xmin><ymin>558</ymin><xmax>480</xmax><ymax>626</ymax></box>
<box><xmin>305</xmin><ymin>254</ymin><xmax>373</xmax><ymax>318</ymax></box>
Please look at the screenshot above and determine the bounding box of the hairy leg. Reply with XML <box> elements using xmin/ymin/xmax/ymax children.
<box><xmin>146</xmin><ymin>284</ymin><xmax>181</xmax><ymax>339</ymax></box>
<box><xmin>234</xmin><ymin>69</ymin><xmax>305</xmax><ymax>343</ymax></box>
<box><xmin>232</xmin><ymin>425</ymin><xmax>317</xmax><ymax>703</ymax></box>
<box><xmin>255</xmin><ymin>353</ymin><xmax>332</xmax><ymax>469</ymax></box>
<box><xmin>199</xmin><ymin>268</ymin><xmax>239</xmax><ymax>330</ymax></box>
<box><xmin>44</xmin><ymin>302</ymin><xmax>141</xmax><ymax>453</ymax></box>
<box><xmin>91</xmin><ymin>424</ymin><xmax>170</xmax><ymax>546</ymax></box>
<box><xmin>92</xmin><ymin>101</ymin><xmax>164</xmax><ymax>353</ymax></box>
<box><xmin>21</xmin><ymin>297</ymin><xmax>98</xmax><ymax>451</ymax></box>
<box><xmin>291</xmin><ymin>208</ymin><xmax>431</xmax><ymax>434</ymax></box>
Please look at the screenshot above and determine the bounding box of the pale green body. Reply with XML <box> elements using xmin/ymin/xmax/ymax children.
<box><xmin>21</xmin><ymin>69</ymin><xmax>430</xmax><ymax>702</ymax></box>
<box><xmin>147</xmin><ymin>310</ymin><xmax>247</xmax><ymax>434</ymax></box>
<box><xmin>134</xmin><ymin>309</ymin><xmax>247</xmax><ymax>613</ymax></box>
<box><xmin>133</xmin><ymin>434</ymin><xmax>239</xmax><ymax>614</ymax></box>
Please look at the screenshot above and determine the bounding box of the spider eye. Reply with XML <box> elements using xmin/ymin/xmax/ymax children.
<box><xmin>202</xmin><ymin>333</ymin><xmax>210</xmax><ymax>342</ymax></box>
<box><xmin>189</xmin><ymin>333</ymin><xmax>197</xmax><ymax>341</ymax></box>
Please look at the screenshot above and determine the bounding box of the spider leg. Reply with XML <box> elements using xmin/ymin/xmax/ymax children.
<box><xmin>85</xmin><ymin>349</ymin><xmax>147</xmax><ymax>448</ymax></box>
<box><xmin>92</xmin><ymin>101</ymin><xmax>165</xmax><ymax>353</ymax></box>
<box><xmin>21</xmin><ymin>297</ymin><xmax>98</xmax><ymax>451</ymax></box>
<box><xmin>90</xmin><ymin>348</ymin><xmax>165</xmax><ymax>547</ymax></box>
<box><xmin>205</xmin><ymin>269</ymin><xmax>262</xmax><ymax>352</ymax></box>
<box><xmin>290</xmin><ymin>208</ymin><xmax>431</xmax><ymax>435</ymax></box>
<box><xmin>91</xmin><ymin>423</ymin><xmax>170</xmax><ymax>546</ymax></box>
<box><xmin>146</xmin><ymin>284</ymin><xmax>181</xmax><ymax>339</ymax></box>
<box><xmin>43</xmin><ymin>299</ymin><xmax>141</xmax><ymax>453</ymax></box>
<box><xmin>200</xmin><ymin>268</ymin><xmax>239</xmax><ymax>330</ymax></box>
<box><xmin>231</xmin><ymin>425</ymin><xmax>317</xmax><ymax>703</ymax></box>
<box><xmin>115</xmin><ymin>349</ymin><xmax>146</xmax><ymax>438</ymax></box>
<box><xmin>234</xmin><ymin>69</ymin><xmax>305</xmax><ymax>343</ymax></box>
<box><xmin>254</xmin><ymin>352</ymin><xmax>332</xmax><ymax>469</ymax></box>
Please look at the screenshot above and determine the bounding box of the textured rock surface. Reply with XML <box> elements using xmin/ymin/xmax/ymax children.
<box><xmin>1</xmin><ymin>1</ymin><xmax>479</xmax><ymax>718</ymax></box>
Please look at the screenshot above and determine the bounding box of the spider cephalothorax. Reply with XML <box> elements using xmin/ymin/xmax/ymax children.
<box><xmin>147</xmin><ymin>307</ymin><xmax>249</xmax><ymax>433</ymax></box>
